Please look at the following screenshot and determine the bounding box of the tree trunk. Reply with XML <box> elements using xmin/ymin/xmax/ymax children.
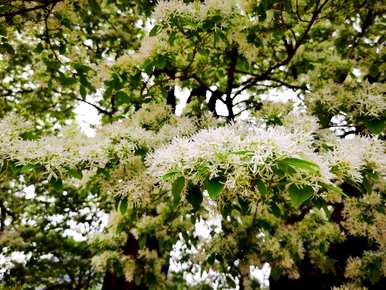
<box><xmin>102</xmin><ymin>233</ymin><xmax>142</xmax><ymax>290</ymax></box>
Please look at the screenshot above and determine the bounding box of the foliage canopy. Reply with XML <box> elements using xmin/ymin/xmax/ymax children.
<box><xmin>0</xmin><ymin>0</ymin><xmax>385</xmax><ymax>289</ymax></box>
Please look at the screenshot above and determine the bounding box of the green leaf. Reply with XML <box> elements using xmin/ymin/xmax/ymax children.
<box><xmin>202</xmin><ymin>15</ymin><xmax>222</xmax><ymax>32</ymax></box>
<box><xmin>50</xmin><ymin>178</ymin><xmax>63</xmax><ymax>192</ymax></box>
<box><xmin>74</xmin><ymin>63</ymin><xmax>91</xmax><ymax>74</ymax></box>
<box><xmin>33</xmin><ymin>43</ymin><xmax>44</xmax><ymax>53</ymax></box>
<box><xmin>138</xmin><ymin>234</ymin><xmax>146</xmax><ymax>249</ymax></box>
<box><xmin>116</xmin><ymin>91</ymin><xmax>130</xmax><ymax>105</ymax></box>
<box><xmin>213</xmin><ymin>31</ymin><xmax>227</xmax><ymax>46</ymax></box>
<box><xmin>0</xmin><ymin>42</ymin><xmax>14</xmax><ymax>55</ymax></box>
<box><xmin>134</xmin><ymin>147</ymin><xmax>148</xmax><ymax>161</ymax></box>
<box><xmin>79</xmin><ymin>75</ymin><xmax>92</xmax><ymax>89</ymax></box>
<box><xmin>149</xmin><ymin>24</ymin><xmax>161</xmax><ymax>37</ymax></box>
<box><xmin>116</xmin><ymin>222</ymin><xmax>125</xmax><ymax>233</ymax></box>
<box><xmin>314</xmin><ymin>197</ymin><xmax>327</xmax><ymax>210</ymax></box>
<box><xmin>44</xmin><ymin>59</ymin><xmax>61</xmax><ymax>72</ymax></box>
<box><xmin>59</xmin><ymin>73</ymin><xmax>77</xmax><ymax>86</ymax></box>
<box><xmin>161</xmin><ymin>170</ymin><xmax>180</xmax><ymax>182</ymax></box>
<box><xmin>323</xmin><ymin>183</ymin><xmax>346</xmax><ymax>197</ymax></box>
<box><xmin>0</xmin><ymin>24</ymin><xmax>6</xmax><ymax>36</ymax></box>
<box><xmin>270</xmin><ymin>203</ymin><xmax>281</xmax><ymax>217</ymax></box>
<box><xmin>88</xmin><ymin>0</ymin><xmax>102</xmax><ymax>15</ymax></box>
<box><xmin>186</xmin><ymin>184</ymin><xmax>203</xmax><ymax>211</ymax></box>
<box><xmin>256</xmin><ymin>179</ymin><xmax>267</xmax><ymax>196</ymax></box>
<box><xmin>270</xmin><ymin>267</ymin><xmax>281</xmax><ymax>281</ymax></box>
<box><xmin>172</xmin><ymin>176</ymin><xmax>185</xmax><ymax>209</ymax></box>
<box><xmin>154</xmin><ymin>55</ymin><xmax>168</xmax><ymax>69</ymax></box>
<box><xmin>207</xmin><ymin>254</ymin><xmax>215</xmax><ymax>265</ymax></box>
<box><xmin>206</xmin><ymin>177</ymin><xmax>225</xmax><ymax>200</ymax></box>
<box><xmin>246</xmin><ymin>31</ymin><xmax>262</xmax><ymax>48</ymax></box>
<box><xmin>365</xmin><ymin>118</ymin><xmax>385</xmax><ymax>135</ymax></box>
<box><xmin>237</xmin><ymin>197</ymin><xmax>249</xmax><ymax>214</ymax></box>
<box><xmin>288</xmin><ymin>184</ymin><xmax>314</xmax><ymax>208</ymax></box>
<box><xmin>20</xmin><ymin>164</ymin><xmax>37</xmax><ymax>174</ymax></box>
<box><xmin>67</xmin><ymin>168</ymin><xmax>82</xmax><ymax>179</ymax></box>
<box><xmin>368</xmin><ymin>260</ymin><xmax>381</xmax><ymax>284</ymax></box>
<box><xmin>279</xmin><ymin>158</ymin><xmax>320</xmax><ymax>173</ymax></box>
<box><xmin>168</xmin><ymin>32</ymin><xmax>177</xmax><ymax>45</ymax></box>
<box><xmin>231</xmin><ymin>150</ymin><xmax>254</xmax><ymax>156</ymax></box>
<box><xmin>119</xmin><ymin>196</ymin><xmax>128</xmax><ymax>214</ymax></box>
<box><xmin>59</xmin><ymin>42</ymin><xmax>66</xmax><ymax>54</ymax></box>
<box><xmin>111</xmin><ymin>258</ymin><xmax>124</xmax><ymax>277</ymax></box>
<box><xmin>143</xmin><ymin>59</ymin><xmax>154</xmax><ymax>75</ymax></box>
<box><xmin>97</xmin><ymin>167</ymin><xmax>111</xmax><ymax>179</ymax></box>
<box><xmin>80</xmin><ymin>85</ymin><xmax>87</xmax><ymax>98</ymax></box>
<box><xmin>369</xmin><ymin>64</ymin><xmax>379</xmax><ymax>78</ymax></box>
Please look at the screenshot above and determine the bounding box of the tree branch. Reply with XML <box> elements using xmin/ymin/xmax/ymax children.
<box><xmin>225</xmin><ymin>46</ymin><xmax>238</xmax><ymax>120</ymax></box>
<box><xmin>0</xmin><ymin>0</ymin><xmax>62</xmax><ymax>18</ymax></box>
<box><xmin>232</xmin><ymin>0</ymin><xmax>327</xmax><ymax>98</ymax></box>
<box><xmin>75</xmin><ymin>97</ymin><xmax>112</xmax><ymax>116</ymax></box>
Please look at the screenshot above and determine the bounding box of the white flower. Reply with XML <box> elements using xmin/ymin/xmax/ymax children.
<box><xmin>327</xmin><ymin>136</ymin><xmax>385</xmax><ymax>181</ymax></box>
<box><xmin>146</xmin><ymin>122</ymin><xmax>331</xmax><ymax>182</ymax></box>
<box><xmin>152</xmin><ymin>0</ymin><xmax>194</xmax><ymax>22</ymax></box>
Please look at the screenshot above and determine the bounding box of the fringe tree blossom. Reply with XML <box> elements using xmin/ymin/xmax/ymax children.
<box><xmin>1</xmin><ymin>0</ymin><xmax>385</xmax><ymax>287</ymax></box>
<box><xmin>327</xmin><ymin>136</ymin><xmax>385</xmax><ymax>182</ymax></box>
<box><xmin>0</xmin><ymin>102</ymin><xmax>385</xmax><ymax>288</ymax></box>
<box><xmin>147</xmin><ymin>122</ymin><xmax>332</xmax><ymax>181</ymax></box>
<box><xmin>0</xmin><ymin>104</ymin><xmax>198</xmax><ymax>180</ymax></box>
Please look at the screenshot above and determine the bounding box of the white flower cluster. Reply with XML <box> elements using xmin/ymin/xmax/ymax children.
<box><xmin>282</xmin><ymin>112</ymin><xmax>320</xmax><ymax>135</ymax></box>
<box><xmin>146</xmin><ymin>122</ymin><xmax>331</xmax><ymax>182</ymax></box>
<box><xmin>152</xmin><ymin>0</ymin><xmax>193</xmax><ymax>22</ymax></box>
<box><xmin>116</xmin><ymin>0</ymin><xmax>245</xmax><ymax>68</ymax></box>
<box><xmin>308</xmin><ymin>81</ymin><xmax>386</xmax><ymax>119</ymax></box>
<box><xmin>116</xmin><ymin>34</ymin><xmax>168</xmax><ymax>67</ymax></box>
<box><xmin>326</xmin><ymin>136</ymin><xmax>385</xmax><ymax>182</ymax></box>
<box><xmin>354</xmin><ymin>82</ymin><xmax>386</xmax><ymax>118</ymax></box>
<box><xmin>99</xmin><ymin>105</ymin><xmax>197</xmax><ymax>151</ymax></box>
<box><xmin>0</xmin><ymin>113</ymin><xmax>33</xmax><ymax>157</ymax></box>
<box><xmin>152</xmin><ymin>0</ymin><xmax>237</xmax><ymax>22</ymax></box>
<box><xmin>0</xmin><ymin>104</ymin><xmax>197</xmax><ymax>180</ymax></box>
<box><xmin>12</xmin><ymin>129</ymin><xmax>110</xmax><ymax>178</ymax></box>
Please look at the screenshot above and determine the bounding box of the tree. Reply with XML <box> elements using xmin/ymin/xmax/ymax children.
<box><xmin>0</xmin><ymin>0</ymin><xmax>385</xmax><ymax>289</ymax></box>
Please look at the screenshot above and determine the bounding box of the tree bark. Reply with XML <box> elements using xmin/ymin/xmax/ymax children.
<box><xmin>102</xmin><ymin>233</ymin><xmax>141</xmax><ymax>290</ymax></box>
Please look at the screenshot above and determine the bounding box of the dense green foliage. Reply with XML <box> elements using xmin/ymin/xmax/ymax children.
<box><xmin>0</xmin><ymin>1</ymin><xmax>385</xmax><ymax>289</ymax></box>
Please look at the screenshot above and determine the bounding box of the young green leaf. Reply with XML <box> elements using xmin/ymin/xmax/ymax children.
<box><xmin>119</xmin><ymin>196</ymin><xmax>128</xmax><ymax>214</ymax></box>
<box><xmin>172</xmin><ymin>176</ymin><xmax>185</xmax><ymax>209</ymax></box>
<box><xmin>256</xmin><ymin>179</ymin><xmax>267</xmax><ymax>196</ymax></box>
<box><xmin>288</xmin><ymin>184</ymin><xmax>314</xmax><ymax>208</ymax></box>
<box><xmin>50</xmin><ymin>178</ymin><xmax>63</xmax><ymax>192</ymax></box>
<box><xmin>88</xmin><ymin>0</ymin><xmax>102</xmax><ymax>15</ymax></box>
<box><xmin>149</xmin><ymin>24</ymin><xmax>161</xmax><ymax>36</ymax></box>
<box><xmin>67</xmin><ymin>168</ymin><xmax>83</xmax><ymax>179</ymax></box>
<box><xmin>161</xmin><ymin>170</ymin><xmax>180</xmax><ymax>182</ymax></box>
<box><xmin>186</xmin><ymin>184</ymin><xmax>203</xmax><ymax>211</ymax></box>
<box><xmin>20</xmin><ymin>164</ymin><xmax>37</xmax><ymax>174</ymax></box>
<box><xmin>368</xmin><ymin>260</ymin><xmax>381</xmax><ymax>284</ymax></box>
<box><xmin>365</xmin><ymin>118</ymin><xmax>385</xmax><ymax>135</ymax></box>
<box><xmin>0</xmin><ymin>42</ymin><xmax>14</xmax><ymax>55</ymax></box>
<box><xmin>323</xmin><ymin>183</ymin><xmax>346</xmax><ymax>197</ymax></box>
<box><xmin>206</xmin><ymin>177</ymin><xmax>225</xmax><ymax>200</ymax></box>
<box><xmin>279</xmin><ymin>158</ymin><xmax>320</xmax><ymax>173</ymax></box>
